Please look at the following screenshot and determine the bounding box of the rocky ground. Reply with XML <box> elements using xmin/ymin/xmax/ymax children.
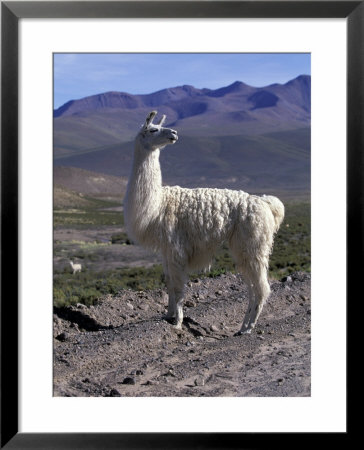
<box><xmin>53</xmin><ymin>272</ymin><xmax>311</xmax><ymax>397</ymax></box>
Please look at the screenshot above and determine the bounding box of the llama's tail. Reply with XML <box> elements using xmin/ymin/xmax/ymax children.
<box><xmin>261</xmin><ymin>195</ymin><xmax>285</xmax><ymax>232</ymax></box>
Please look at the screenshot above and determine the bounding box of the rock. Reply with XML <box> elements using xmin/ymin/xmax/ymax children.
<box><xmin>58</xmin><ymin>356</ymin><xmax>69</xmax><ymax>364</ymax></box>
<box><xmin>122</xmin><ymin>377</ymin><xmax>136</xmax><ymax>385</ymax></box>
<box><xmin>56</xmin><ymin>332</ymin><xmax>69</xmax><ymax>342</ymax></box>
<box><xmin>194</xmin><ymin>376</ymin><xmax>205</xmax><ymax>386</ymax></box>
<box><xmin>144</xmin><ymin>380</ymin><xmax>159</xmax><ymax>386</ymax></box>
<box><xmin>70</xmin><ymin>323</ymin><xmax>80</xmax><ymax>331</ymax></box>
<box><xmin>215</xmin><ymin>290</ymin><xmax>223</xmax><ymax>296</ymax></box>
<box><xmin>126</xmin><ymin>303</ymin><xmax>134</xmax><ymax>310</ymax></box>
<box><xmin>230</xmin><ymin>285</ymin><xmax>239</xmax><ymax>291</ymax></box>
<box><xmin>185</xmin><ymin>300</ymin><xmax>196</xmax><ymax>307</ymax></box>
<box><xmin>109</xmin><ymin>388</ymin><xmax>121</xmax><ymax>396</ymax></box>
<box><xmin>76</xmin><ymin>303</ymin><xmax>87</xmax><ymax>309</ymax></box>
<box><xmin>210</xmin><ymin>325</ymin><xmax>219</xmax><ymax>332</ymax></box>
<box><xmin>281</xmin><ymin>276</ymin><xmax>292</xmax><ymax>283</ymax></box>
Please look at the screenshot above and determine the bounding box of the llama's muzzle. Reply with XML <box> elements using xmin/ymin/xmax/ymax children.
<box><xmin>169</xmin><ymin>130</ymin><xmax>178</xmax><ymax>143</ymax></box>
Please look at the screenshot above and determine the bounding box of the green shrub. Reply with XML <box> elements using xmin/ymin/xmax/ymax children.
<box><xmin>53</xmin><ymin>265</ymin><xmax>165</xmax><ymax>307</ymax></box>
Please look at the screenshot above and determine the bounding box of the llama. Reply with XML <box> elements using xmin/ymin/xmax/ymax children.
<box><xmin>70</xmin><ymin>260</ymin><xmax>82</xmax><ymax>274</ymax></box>
<box><xmin>124</xmin><ymin>111</ymin><xmax>284</xmax><ymax>334</ymax></box>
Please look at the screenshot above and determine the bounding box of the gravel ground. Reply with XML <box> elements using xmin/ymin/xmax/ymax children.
<box><xmin>54</xmin><ymin>272</ymin><xmax>311</xmax><ymax>397</ymax></box>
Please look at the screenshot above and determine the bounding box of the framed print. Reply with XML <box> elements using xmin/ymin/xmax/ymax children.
<box><xmin>2</xmin><ymin>1</ymin><xmax>360</xmax><ymax>448</ymax></box>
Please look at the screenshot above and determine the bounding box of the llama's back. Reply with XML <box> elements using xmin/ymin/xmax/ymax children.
<box><xmin>162</xmin><ymin>186</ymin><xmax>250</xmax><ymax>235</ymax></box>
<box><xmin>160</xmin><ymin>187</ymin><xmax>284</xmax><ymax>239</ymax></box>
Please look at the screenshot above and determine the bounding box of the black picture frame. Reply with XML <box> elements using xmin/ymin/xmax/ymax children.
<box><xmin>1</xmin><ymin>1</ymin><xmax>359</xmax><ymax>448</ymax></box>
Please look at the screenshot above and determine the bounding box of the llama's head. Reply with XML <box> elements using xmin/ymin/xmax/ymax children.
<box><xmin>136</xmin><ymin>111</ymin><xmax>178</xmax><ymax>151</ymax></box>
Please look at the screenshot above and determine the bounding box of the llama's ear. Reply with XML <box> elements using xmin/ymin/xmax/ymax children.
<box><xmin>157</xmin><ymin>114</ymin><xmax>166</xmax><ymax>126</ymax></box>
<box><xmin>145</xmin><ymin>111</ymin><xmax>157</xmax><ymax>127</ymax></box>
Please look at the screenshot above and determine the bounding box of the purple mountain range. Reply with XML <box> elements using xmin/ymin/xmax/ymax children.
<box><xmin>54</xmin><ymin>75</ymin><xmax>310</xmax><ymax>121</ymax></box>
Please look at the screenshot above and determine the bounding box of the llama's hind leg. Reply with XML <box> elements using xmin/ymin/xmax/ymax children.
<box><xmin>235</xmin><ymin>283</ymin><xmax>255</xmax><ymax>335</ymax></box>
<box><xmin>165</xmin><ymin>277</ymin><xmax>177</xmax><ymax>320</ymax></box>
<box><xmin>237</xmin><ymin>265</ymin><xmax>271</xmax><ymax>335</ymax></box>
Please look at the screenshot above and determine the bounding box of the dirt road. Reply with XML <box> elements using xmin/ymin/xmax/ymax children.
<box><xmin>53</xmin><ymin>272</ymin><xmax>310</xmax><ymax>397</ymax></box>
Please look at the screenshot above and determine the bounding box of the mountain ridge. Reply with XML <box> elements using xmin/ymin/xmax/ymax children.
<box><xmin>54</xmin><ymin>75</ymin><xmax>310</xmax><ymax>118</ymax></box>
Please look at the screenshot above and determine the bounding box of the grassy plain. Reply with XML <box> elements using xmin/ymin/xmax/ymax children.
<box><xmin>53</xmin><ymin>187</ymin><xmax>310</xmax><ymax>307</ymax></box>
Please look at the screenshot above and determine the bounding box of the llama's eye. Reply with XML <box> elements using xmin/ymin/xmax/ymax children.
<box><xmin>150</xmin><ymin>129</ymin><xmax>158</xmax><ymax>133</ymax></box>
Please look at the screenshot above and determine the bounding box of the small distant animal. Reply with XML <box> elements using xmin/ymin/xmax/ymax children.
<box><xmin>70</xmin><ymin>260</ymin><xmax>82</xmax><ymax>274</ymax></box>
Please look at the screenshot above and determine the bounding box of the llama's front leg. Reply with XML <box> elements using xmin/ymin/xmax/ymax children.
<box><xmin>168</xmin><ymin>263</ymin><xmax>187</xmax><ymax>329</ymax></box>
<box><xmin>162</xmin><ymin>261</ymin><xmax>176</xmax><ymax>320</ymax></box>
<box><xmin>174</xmin><ymin>288</ymin><xmax>185</xmax><ymax>330</ymax></box>
<box><xmin>166</xmin><ymin>295</ymin><xmax>176</xmax><ymax>319</ymax></box>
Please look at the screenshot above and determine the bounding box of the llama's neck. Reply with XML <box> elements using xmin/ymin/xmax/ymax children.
<box><xmin>124</xmin><ymin>144</ymin><xmax>163</xmax><ymax>241</ymax></box>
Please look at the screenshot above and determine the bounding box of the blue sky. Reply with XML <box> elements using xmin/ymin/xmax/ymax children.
<box><xmin>53</xmin><ymin>53</ymin><xmax>310</xmax><ymax>109</ymax></box>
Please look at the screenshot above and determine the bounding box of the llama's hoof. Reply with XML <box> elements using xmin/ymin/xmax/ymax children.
<box><xmin>162</xmin><ymin>314</ymin><xmax>176</xmax><ymax>323</ymax></box>
<box><xmin>234</xmin><ymin>328</ymin><xmax>252</xmax><ymax>336</ymax></box>
<box><xmin>173</xmin><ymin>322</ymin><xmax>183</xmax><ymax>330</ymax></box>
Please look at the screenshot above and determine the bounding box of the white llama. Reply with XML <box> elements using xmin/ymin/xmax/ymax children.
<box><xmin>124</xmin><ymin>111</ymin><xmax>284</xmax><ymax>334</ymax></box>
<box><xmin>70</xmin><ymin>260</ymin><xmax>82</xmax><ymax>274</ymax></box>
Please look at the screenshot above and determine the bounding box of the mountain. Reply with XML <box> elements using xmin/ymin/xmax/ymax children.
<box><xmin>54</xmin><ymin>76</ymin><xmax>310</xmax><ymax>119</ymax></box>
<box><xmin>54</xmin><ymin>76</ymin><xmax>310</xmax><ymax>197</ymax></box>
